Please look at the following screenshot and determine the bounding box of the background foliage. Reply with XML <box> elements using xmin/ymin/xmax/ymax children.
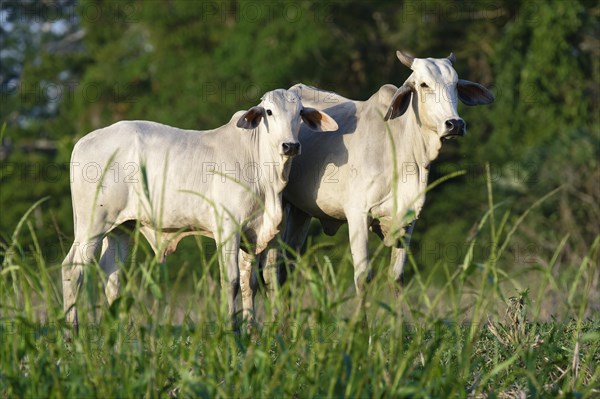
<box><xmin>1</xmin><ymin>0</ymin><xmax>599</xmax><ymax>312</ymax></box>
<box><xmin>1</xmin><ymin>1</ymin><xmax>599</xmax><ymax>397</ymax></box>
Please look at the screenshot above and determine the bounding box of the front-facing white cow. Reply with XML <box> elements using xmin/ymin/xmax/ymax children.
<box><xmin>261</xmin><ymin>52</ymin><xmax>494</xmax><ymax>302</ymax></box>
<box><xmin>62</xmin><ymin>89</ymin><xmax>338</xmax><ymax>331</ymax></box>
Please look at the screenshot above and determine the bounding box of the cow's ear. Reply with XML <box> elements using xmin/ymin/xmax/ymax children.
<box><xmin>237</xmin><ymin>106</ymin><xmax>265</xmax><ymax>129</ymax></box>
<box><xmin>300</xmin><ymin>108</ymin><xmax>339</xmax><ymax>132</ymax></box>
<box><xmin>457</xmin><ymin>79</ymin><xmax>495</xmax><ymax>106</ymax></box>
<box><xmin>384</xmin><ymin>83</ymin><xmax>414</xmax><ymax>121</ymax></box>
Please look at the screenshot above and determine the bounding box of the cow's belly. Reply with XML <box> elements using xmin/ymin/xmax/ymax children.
<box><xmin>313</xmin><ymin>193</ymin><xmax>347</xmax><ymax>220</ymax></box>
<box><xmin>285</xmin><ymin>161</ymin><xmax>351</xmax><ymax>221</ymax></box>
<box><xmin>109</xmin><ymin>185</ymin><xmax>217</xmax><ymax>233</ymax></box>
<box><xmin>285</xmin><ymin>180</ymin><xmax>347</xmax><ymax>221</ymax></box>
<box><xmin>117</xmin><ymin>204</ymin><xmax>215</xmax><ymax>234</ymax></box>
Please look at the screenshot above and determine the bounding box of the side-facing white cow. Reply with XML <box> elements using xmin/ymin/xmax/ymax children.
<box><xmin>62</xmin><ymin>89</ymin><xmax>338</xmax><ymax>331</ymax></box>
<box><xmin>257</xmin><ymin>51</ymin><xmax>494</xmax><ymax>302</ymax></box>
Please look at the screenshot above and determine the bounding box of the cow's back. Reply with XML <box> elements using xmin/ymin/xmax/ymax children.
<box><xmin>72</xmin><ymin>120</ymin><xmax>197</xmax><ymax>165</ymax></box>
<box><xmin>285</xmin><ymin>85</ymin><xmax>390</xmax><ymax>221</ymax></box>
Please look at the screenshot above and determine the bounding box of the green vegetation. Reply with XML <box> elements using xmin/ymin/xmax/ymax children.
<box><xmin>0</xmin><ymin>0</ymin><xmax>598</xmax><ymax>397</ymax></box>
<box><xmin>1</xmin><ymin>175</ymin><xmax>599</xmax><ymax>397</ymax></box>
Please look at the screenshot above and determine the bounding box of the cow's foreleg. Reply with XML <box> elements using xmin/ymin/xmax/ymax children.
<box><xmin>390</xmin><ymin>221</ymin><xmax>415</xmax><ymax>289</ymax></box>
<box><xmin>263</xmin><ymin>206</ymin><xmax>311</xmax><ymax>319</ymax></box>
<box><xmin>261</xmin><ymin>246</ymin><xmax>280</xmax><ymax>318</ymax></box>
<box><xmin>218</xmin><ymin>231</ymin><xmax>240</xmax><ymax>327</ymax></box>
<box><xmin>348</xmin><ymin>213</ymin><xmax>373</xmax><ymax>341</ymax></box>
<box><xmin>238</xmin><ymin>248</ymin><xmax>255</xmax><ymax>324</ymax></box>
<box><xmin>281</xmin><ymin>205</ymin><xmax>312</xmax><ymax>283</ymax></box>
<box><xmin>348</xmin><ymin>214</ymin><xmax>373</xmax><ymax>298</ymax></box>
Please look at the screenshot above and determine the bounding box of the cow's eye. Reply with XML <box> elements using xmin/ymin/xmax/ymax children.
<box><xmin>266</xmin><ymin>109</ymin><xmax>273</xmax><ymax>116</ymax></box>
<box><xmin>420</xmin><ymin>82</ymin><xmax>429</xmax><ymax>88</ymax></box>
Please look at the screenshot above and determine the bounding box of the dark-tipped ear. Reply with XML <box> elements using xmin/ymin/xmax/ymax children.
<box><xmin>236</xmin><ymin>106</ymin><xmax>265</xmax><ymax>129</ymax></box>
<box><xmin>300</xmin><ymin>108</ymin><xmax>339</xmax><ymax>132</ymax></box>
<box><xmin>457</xmin><ymin>79</ymin><xmax>495</xmax><ymax>106</ymax></box>
<box><xmin>384</xmin><ymin>83</ymin><xmax>414</xmax><ymax>121</ymax></box>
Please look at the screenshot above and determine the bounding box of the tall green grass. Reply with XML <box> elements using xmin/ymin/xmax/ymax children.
<box><xmin>1</xmin><ymin>171</ymin><xmax>598</xmax><ymax>398</ymax></box>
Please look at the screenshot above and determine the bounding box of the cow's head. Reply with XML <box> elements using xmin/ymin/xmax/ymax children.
<box><xmin>237</xmin><ymin>89</ymin><xmax>338</xmax><ymax>158</ymax></box>
<box><xmin>385</xmin><ymin>51</ymin><xmax>494</xmax><ymax>140</ymax></box>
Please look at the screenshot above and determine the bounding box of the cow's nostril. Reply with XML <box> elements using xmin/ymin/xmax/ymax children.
<box><xmin>445</xmin><ymin>119</ymin><xmax>466</xmax><ymax>136</ymax></box>
<box><xmin>282</xmin><ymin>142</ymin><xmax>300</xmax><ymax>156</ymax></box>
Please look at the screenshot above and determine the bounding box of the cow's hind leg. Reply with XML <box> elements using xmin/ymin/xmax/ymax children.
<box><xmin>62</xmin><ymin>244</ymin><xmax>82</xmax><ymax>331</ymax></box>
<box><xmin>62</xmin><ymin>235</ymin><xmax>102</xmax><ymax>334</ymax></box>
<box><xmin>99</xmin><ymin>230</ymin><xmax>131</xmax><ymax>306</ymax></box>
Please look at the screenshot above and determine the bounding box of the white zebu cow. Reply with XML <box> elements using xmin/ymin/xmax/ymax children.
<box><xmin>62</xmin><ymin>89</ymin><xmax>338</xmax><ymax>331</ymax></box>
<box><xmin>259</xmin><ymin>52</ymin><xmax>494</xmax><ymax>301</ymax></box>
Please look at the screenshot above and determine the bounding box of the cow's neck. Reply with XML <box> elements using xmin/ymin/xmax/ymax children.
<box><xmin>250</xmin><ymin>125</ymin><xmax>292</xmax><ymax>194</ymax></box>
<box><xmin>242</xmin><ymin>126</ymin><xmax>290</xmax><ymax>252</ymax></box>
<box><xmin>399</xmin><ymin>109</ymin><xmax>443</xmax><ymax>167</ymax></box>
<box><xmin>385</xmin><ymin>109</ymin><xmax>442</xmax><ymax>227</ymax></box>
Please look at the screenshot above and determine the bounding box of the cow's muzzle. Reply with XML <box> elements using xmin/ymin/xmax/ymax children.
<box><xmin>281</xmin><ymin>142</ymin><xmax>301</xmax><ymax>156</ymax></box>
<box><xmin>443</xmin><ymin>118</ymin><xmax>466</xmax><ymax>138</ymax></box>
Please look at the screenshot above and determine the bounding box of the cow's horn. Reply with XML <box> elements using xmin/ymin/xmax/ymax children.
<box><xmin>396</xmin><ymin>50</ymin><xmax>414</xmax><ymax>69</ymax></box>
<box><xmin>447</xmin><ymin>52</ymin><xmax>456</xmax><ymax>64</ymax></box>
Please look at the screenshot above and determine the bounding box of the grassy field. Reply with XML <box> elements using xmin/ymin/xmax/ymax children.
<box><xmin>1</xmin><ymin>182</ymin><xmax>599</xmax><ymax>398</ymax></box>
